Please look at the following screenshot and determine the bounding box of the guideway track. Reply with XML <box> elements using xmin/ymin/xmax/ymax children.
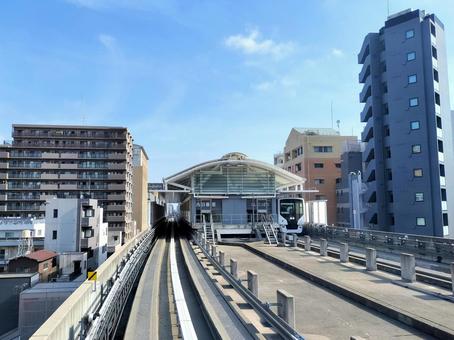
<box><xmin>124</xmin><ymin>221</ymin><xmax>254</xmax><ymax>339</ymax></box>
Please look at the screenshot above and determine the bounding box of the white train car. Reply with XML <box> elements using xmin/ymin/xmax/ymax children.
<box><xmin>277</xmin><ymin>198</ymin><xmax>304</xmax><ymax>234</ymax></box>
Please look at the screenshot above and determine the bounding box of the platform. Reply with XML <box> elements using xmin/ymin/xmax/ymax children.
<box><xmin>228</xmin><ymin>241</ymin><xmax>454</xmax><ymax>339</ymax></box>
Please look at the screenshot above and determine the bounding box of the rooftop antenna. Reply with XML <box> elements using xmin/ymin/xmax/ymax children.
<box><xmin>387</xmin><ymin>0</ymin><xmax>390</xmax><ymax>17</ymax></box>
<box><xmin>336</xmin><ymin>120</ymin><xmax>341</xmax><ymax>133</ymax></box>
<box><xmin>330</xmin><ymin>101</ymin><xmax>334</xmax><ymax>129</ymax></box>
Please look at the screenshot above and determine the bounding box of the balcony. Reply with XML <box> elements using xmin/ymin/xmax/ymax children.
<box><xmin>364</xmin><ymin>159</ymin><xmax>376</xmax><ymax>179</ymax></box>
<box><xmin>358</xmin><ymin>56</ymin><xmax>371</xmax><ymax>83</ymax></box>
<box><xmin>359</xmin><ymin>78</ymin><xmax>372</xmax><ymax>103</ymax></box>
<box><xmin>360</xmin><ymin>96</ymin><xmax>373</xmax><ymax>122</ymax></box>
<box><xmin>40</xmin><ymin>194</ymin><xmax>56</xmax><ymax>200</ymax></box>
<box><xmin>364</xmin><ymin>142</ymin><xmax>375</xmax><ymax>163</ymax></box>
<box><xmin>108</xmin><ymin>183</ymin><xmax>125</xmax><ymax>191</ymax></box>
<box><xmin>40</xmin><ymin>184</ymin><xmax>58</xmax><ymax>190</ymax></box>
<box><xmin>42</xmin><ymin>152</ymin><xmax>59</xmax><ymax>159</ymax></box>
<box><xmin>108</xmin><ymin>194</ymin><xmax>126</xmax><ymax>200</ymax></box>
<box><xmin>0</xmin><ymin>194</ymin><xmax>6</xmax><ymax>200</ymax></box>
<box><xmin>0</xmin><ymin>184</ymin><xmax>7</xmax><ymax>190</ymax></box>
<box><xmin>358</xmin><ymin>39</ymin><xmax>370</xmax><ymax>64</ymax></box>
<box><xmin>42</xmin><ymin>162</ymin><xmax>58</xmax><ymax>169</ymax></box>
<box><xmin>60</xmin><ymin>173</ymin><xmax>78</xmax><ymax>180</ymax></box>
<box><xmin>108</xmin><ymin>173</ymin><xmax>125</xmax><ymax>180</ymax></box>
<box><xmin>108</xmin><ymin>153</ymin><xmax>126</xmax><ymax>160</ymax></box>
<box><xmin>60</xmin><ymin>153</ymin><xmax>78</xmax><ymax>159</ymax></box>
<box><xmin>361</xmin><ymin>119</ymin><xmax>374</xmax><ymax>143</ymax></box>
<box><xmin>41</xmin><ymin>173</ymin><xmax>59</xmax><ymax>180</ymax></box>
<box><xmin>60</xmin><ymin>163</ymin><xmax>78</xmax><ymax>170</ymax></box>
<box><xmin>0</xmin><ymin>162</ymin><xmax>9</xmax><ymax>169</ymax></box>
<box><xmin>107</xmin><ymin>204</ymin><xmax>126</xmax><ymax>211</ymax></box>
<box><xmin>108</xmin><ymin>163</ymin><xmax>126</xmax><ymax>170</ymax></box>
<box><xmin>60</xmin><ymin>184</ymin><xmax>78</xmax><ymax>190</ymax></box>
<box><xmin>0</xmin><ymin>173</ymin><xmax>7</xmax><ymax>180</ymax></box>
<box><xmin>106</xmin><ymin>215</ymin><xmax>126</xmax><ymax>222</ymax></box>
<box><xmin>0</xmin><ymin>151</ymin><xmax>9</xmax><ymax>158</ymax></box>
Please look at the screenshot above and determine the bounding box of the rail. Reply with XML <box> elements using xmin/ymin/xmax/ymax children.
<box><xmin>304</xmin><ymin>224</ymin><xmax>454</xmax><ymax>261</ymax></box>
<box><xmin>30</xmin><ymin>229</ymin><xmax>154</xmax><ymax>340</ymax></box>
<box><xmin>194</xmin><ymin>233</ymin><xmax>303</xmax><ymax>340</ymax></box>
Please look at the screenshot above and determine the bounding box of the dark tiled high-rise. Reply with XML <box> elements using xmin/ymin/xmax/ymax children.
<box><xmin>359</xmin><ymin>9</ymin><xmax>453</xmax><ymax>237</ymax></box>
<box><xmin>0</xmin><ymin>124</ymin><xmax>134</xmax><ymax>246</ymax></box>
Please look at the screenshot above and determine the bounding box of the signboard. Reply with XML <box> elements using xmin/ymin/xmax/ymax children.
<box><xmin>148</xmin><ymin>183</ymin><xmax>164</xmax><ymax>190</ymax></box>
<box><xmin>88</xmin><ymin>271</ymin><xmax>97</xmax><ymax>281</ymax></box>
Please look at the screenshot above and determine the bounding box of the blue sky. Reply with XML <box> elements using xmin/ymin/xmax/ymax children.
<box><xmin>0</xmin><ymin>0</ymin><xmax>453</xmax><ymax>181</ymax></box>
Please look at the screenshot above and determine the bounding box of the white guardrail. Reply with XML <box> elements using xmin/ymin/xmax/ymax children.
<box><xmin>30</xmin><ymin>229</ymin><xmax>151</xmax><ymax>340</ymax></box>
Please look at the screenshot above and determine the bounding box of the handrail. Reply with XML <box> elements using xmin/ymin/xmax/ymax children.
<box><xmin>194</xmin><ymin>234</ymin><xmax>303</xmax><ymax>339</ymax></box>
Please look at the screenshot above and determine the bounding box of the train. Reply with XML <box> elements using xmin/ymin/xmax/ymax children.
<box><xmin>277</xmin><ymin>198</ymin><xmax>305</xmax><ymax>234</ymax></box>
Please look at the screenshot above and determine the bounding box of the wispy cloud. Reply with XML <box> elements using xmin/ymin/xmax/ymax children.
<box><xmin>224</xmin><ymin>29</ymin><xmax>295</xmax><ymax>59</ymax></box>
<box><xmin>98</xmin><ymin>33</ymin><xmax>116</xmax><ymax>50</ymax></box>
<box><xmin>331</xmin><ymin>48</ymin><xmax>344</xmax><ymax>57</ymax></box>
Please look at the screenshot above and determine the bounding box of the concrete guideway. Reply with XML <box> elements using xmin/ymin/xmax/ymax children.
<box><xmin>239</xmin><ymin>241</ymin><xmax>454</xmax><ymax>339</ymax></box>
<box><xmin>217</xmin><ymin>243</ymin><xmax>442</xmax><ymax>340</ymax></box>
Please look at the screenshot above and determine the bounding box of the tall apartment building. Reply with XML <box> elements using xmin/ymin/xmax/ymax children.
<box><xmin>0</xmin><ymin>124</ymin><xmax>134</xmax><ymax>244</ymax></box>
<box><xmin>359</xmin><ymin>9</ymin><xmax>453</xmax><ymax>237</ymax></box>
<box><xmin>132</xmin><ymin>144</ymin><xmax>149</xmax><ymax>232</ymax></box>
<box><xmin>282</xmin><ymin>128</ymin><xmax>357</xmax><ymax>224</ymax></box>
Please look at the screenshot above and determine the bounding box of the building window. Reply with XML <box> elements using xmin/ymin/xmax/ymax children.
<box><xmin>390</xmin><ymin>214</ymin><xmax>395</xmax><ymax>225</ymax></box>
<box><xmin>415</xmin><ymin>193</ymin><xmax>424</xmax><ymax>202</ymax></box>
<box><xmin>438</xmin><ymin>140</ymin><xmax>444</xmax><ymax>153</ymax></box>
<box><xmin>52</xmin><ymin>230</ymin><xmax>58</xmax><ymax>239</ymax></box>
<box><xmin>437</xmin><ymin>116</ymin><xmax>442</xmax><ymax>129</ymax></box>
<box><xmin>409</xmin><ymin>97</ymin><xmax>419</xmax><ymax>107</ymax></box>
<box><xmin>435</xmin><ymin>92</ymin><xmax>440</xmax><ymax>105</ymax></box>
<box><xmin>408</xmin><ymin>74</ymin><xmax>417</xmax><ymax>84</ymax></box>
<box><xmin>440</xmin><ymin>164</ymin><xmax>445</xmax><ymax>176</ymax></box>
<box><xmin>384</xmin><ymin>125</ymin><xmax>390</xmax><ymax>136</ymax></box>
<box><xmin>410</xmin><ymin>121</ymin><xmax>420</xmax><ymax>130</ymax></box>
<box><xmin>388</xmin><ymin>191</ymin><xmax>394</xmax><ymax>203</ymax></box>
<box><xmin>314</xmin><ymin>163</ymin><xmax>324</xmax><ymax>168</ymax></box>
<box><xmin>434</xmin><ymin>69</ymin><xmax>439</xmax><ymax>82</ymax></box>
<box><xmin>336</xmin><ymin>178</ymin><xmax>341</xmax><ymax>184</ymax></box>
<box><xmin>432</xmin><ymin>46</ymin><xmax>438</xmax><ymax>60</ymax></box>
<box><xmin>413</xmin><ymin>168</ymin><xmax>423</xmax><ymax>177</ymax></box>
<box><xmin>431</xmin><ymin>23</ymin><xmax>436</xmax><ymax>36</ymax></box>
<box><xmin>441</xmin><ymin>188</ymin><xmax>447</xmax><ymax>201</ymax></box>
<box><xmin>383</xmin><ymin>103</ymin><xmax>389</xmax><ymax>115</ymax></box>
<box><xmin>313</xmin><ymin>146</ymin><xmax>333</xmax><ymax>153</ymax></box>
<box><xmin>405</xmin><ymin>29</ymin><xmax>415</xmax><ymax>39</ymax></box>
<box><xmin>295</xmin><ymin>163</ymin><xmax>302</xmax><ymax>172</ymax></box>
<box><xmin>407</xmin><ymin>51</ymin><xmax>416</xmax><ymax>61</ymax></box>
<box><xmin>386</xmin><ymin>169</ymin><xmax>393</xmax><ymax>181</ymax></box>
<box><xmin>315</xmin><ymin>195</ymin><xmax>326</xmax><ymax>200</ymax></box>
<box><xmin>335</xmin><ymin>163</ymin><xmax>341</xmax><ymax>168</ymax></box>
<box><xmin>385</xmin><ymin>147</ymin><xmax>391</xmax><ymax>158</ymax></box>
<box><xmin>443</xmin><ymin>213</ymin><xmax>448</xmax><ymax>226</ymax></box>
<box><xmin>297</xmin><ymin>146</ymin><xmax>303</xmax><ymax>156</ymax></box>
<box><xmin>412</xmin><ymin>144</ymin><xmax>421</xmax><ymax>154</ymax></box>
<box><xmin>416</xmin><ymin>217</ymin><xmax>426</xmax><ymax>226</ymax></box>
<box><xmin>53</xmin><ymin>209</ymin><xmax>58</xmax><ymax>218</ymax></box>
<box><xmin>314</xmin><ymin>179</ymin><xmax>325</xmax><ymax>185</ymax></box>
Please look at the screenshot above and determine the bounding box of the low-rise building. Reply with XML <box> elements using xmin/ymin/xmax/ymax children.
<box><xmin>57</xmin><ymin>252</ymin><xmax>87</xmax><ymax>282</ymax></box>
<box><xmin>44</xmin><ymin>198</ymin><xmax>108</xmax><ymax>270</ymax></box>
<box><xmin>8</xmin><ymin>250</ymin><xmax>58</xmax><ymax>282</ymax></box>
<box><xmin>0</xmin><ymin>272</ymin><xmax>39</xmax><ymax>338</ymax></box>
<box><xmin>0</xmin><ymin>218</ymin><xmax>45</xmax><ymax>271</ymax></box>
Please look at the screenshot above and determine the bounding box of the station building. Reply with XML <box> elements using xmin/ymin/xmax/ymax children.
<box><xmin>163</xmin><ymin>152</ymin><xmax>306</xmax><ymax>239</ymax></box>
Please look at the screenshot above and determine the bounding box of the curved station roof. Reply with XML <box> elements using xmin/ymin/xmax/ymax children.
<box><xmin>164</xmin><ymin>152</ymin><xmax>305</xmax><ymax>196</ymax></box>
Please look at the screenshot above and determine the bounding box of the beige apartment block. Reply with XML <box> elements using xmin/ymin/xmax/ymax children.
<box><xmin>283</xmin><ymin>128</ymin><xmax>357</xmax><ymax>225</ymax></box>
<box><xmin>132</xmin><ymin>144</ymin><xmax>149</xmax><ymax>232</ymax></box>
<box><xmin>0</xmin><ymin>124</ymin><xmax>134</xmax><ymax>244</ymax></box>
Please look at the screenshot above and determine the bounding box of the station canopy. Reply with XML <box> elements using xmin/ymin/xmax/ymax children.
<box><xmin>164</xmin><ymin>152</ymin><xmax>305</xmax><ymax>196</ymax></box>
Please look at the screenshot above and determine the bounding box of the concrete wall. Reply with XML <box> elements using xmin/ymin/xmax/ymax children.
<box><xmin>132</xmin><ymin>145</ymin><xmax>149</xmax><ymax>233</ymax></box>
<box><xmin>45</xmin><ymin>199</ymin><xmax>79</xmax><ymax>253</ymax></box>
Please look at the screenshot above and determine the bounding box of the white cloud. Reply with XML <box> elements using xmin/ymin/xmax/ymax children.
<box><xmin>331</xmin><ymin>48</ymin><xmax>344</xmax><ymax>57</ymax></box>
<box><xmin>98</xmin><ymin>34</ymin><xmax>116</xmax><ymax>50</ymax></box>
<box><xmin>253</xmin><ymin>81</ymin><xmax>274</xmax><ymax>92</ymax></box>
<box><xmin>225</xmin><ymin>29</ymin><xmax>295</xmax><ymax>58</ymax></box>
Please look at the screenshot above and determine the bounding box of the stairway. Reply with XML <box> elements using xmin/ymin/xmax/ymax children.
<box><xmin>260</xmin><ymin>215</ymin><xmax>279</xmax><ymax>246</ymax></box>
<box><xmin>203</xmin><ymin>214</ymin><xmax>216</xmax><ymax>245</ymax></box>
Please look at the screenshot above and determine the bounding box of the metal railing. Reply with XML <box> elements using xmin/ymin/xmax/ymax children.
<box><xmin>303</xmin><ymin>224</ymin><xmax>454</xmax><ymax>260</ymax></box>
<box><xmin>30</xmin><ymin>229</ymin><xmax>154</xmax><ymax>340</ymax></box>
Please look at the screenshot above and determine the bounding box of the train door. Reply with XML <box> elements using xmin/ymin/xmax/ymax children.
<box><xmin>200</xmin><ymin>199</ymin><xmax>212</xmax><ymax>224</ymax></box>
